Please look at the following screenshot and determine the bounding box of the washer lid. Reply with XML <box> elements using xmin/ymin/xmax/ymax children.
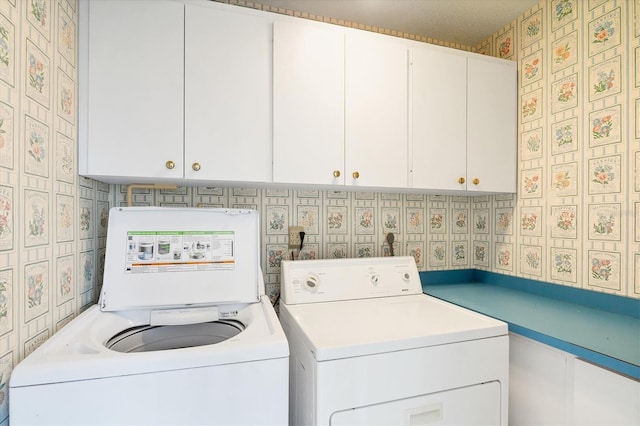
<box><xmin>101</xmin><ymin>207</ymin><xmax>260</xmax><ymax>311</ymax></box>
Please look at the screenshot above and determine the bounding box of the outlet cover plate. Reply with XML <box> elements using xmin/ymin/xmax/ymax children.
<box><xmin>288</xmin><ymin>226</ymin><xmax>304</xmax><ymax>249</ymax></box>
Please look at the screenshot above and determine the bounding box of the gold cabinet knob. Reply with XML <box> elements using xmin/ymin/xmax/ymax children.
<box><xmin>165</xmin><ymin>160</ymin><xmax>175</xmax><ymax>170</ymax></box>
<box><xmin>333</xmin><ymin>170</ymin><xmax>341</xmax><ymax>178</ymax></box>
<box><xmin>352</xmin><ymin>171</ymin><xmax>360</xmax><ymax>179</ymax></box>
<box><xmin>458</xmin><ymin>177</ymin><xmax>465</xmax><ymax>184</ymax></box>
<box><xmin>192</xmin><ymin>162</ymin><xmax>201</xmax><ymax>172</ymax></box>
<box><xmin>473</xmin><ymin>178</ymin><xmax>480</xmax><ymax>185</ymax></box>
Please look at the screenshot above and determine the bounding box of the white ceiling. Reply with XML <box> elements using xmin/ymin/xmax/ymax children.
<box><xmin>255</xmin><ymin>0</ymin><xmax>540</xmax><ymax>46</ymax></box>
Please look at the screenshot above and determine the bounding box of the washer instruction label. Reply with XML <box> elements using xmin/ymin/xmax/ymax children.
<box><xmin>125</xmin><ymin>231</ymin><xmax>235</xmax><ymax>273</ymax></box>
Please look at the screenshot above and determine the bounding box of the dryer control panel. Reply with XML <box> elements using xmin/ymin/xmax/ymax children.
<box><xmin>281</xmin><ymin>256</ymin><xmax>422</xmax><ymax>305</ymax></box>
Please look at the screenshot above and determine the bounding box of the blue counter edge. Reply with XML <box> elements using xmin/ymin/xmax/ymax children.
<box><xmin>420</xmin><ymin>269</ymin><xmax>640</xmax><ymax>318</ymax></box>
<box><xmin>508</xmin><ymin>324</ymin><xmax>639</xmax><ymax>379</ymax></box>
<box><xmin>420</xmin><ymin>270</ymin><xmax>640</xmax><ymax>380</ymax></box>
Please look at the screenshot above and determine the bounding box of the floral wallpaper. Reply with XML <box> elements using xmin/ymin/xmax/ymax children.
<box><xmin>0</xmin><ymin>0</ymin><xmax>108</xmax><ymax>423</ymax></box>
<box><xmin>494</xmin><ymin>0</ymin><xmax>639</xmax><ymax>299</ymax></box>
<box><xmin>115</xmin><ymin>187</ymin><xmax>470</xmax><ymax>304</ymax></box>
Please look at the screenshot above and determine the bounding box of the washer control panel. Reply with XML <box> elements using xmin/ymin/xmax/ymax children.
<box><xmin>280</xmin><ymin>256</ymin><xmax>422</xmax><ymax>305</ymax></box>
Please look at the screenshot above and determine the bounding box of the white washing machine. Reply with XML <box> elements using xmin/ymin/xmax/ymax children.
<box><xmin>9</xmin><ymin>207</ymin><xmax>289</xmax><ymax>425</ymax></box>
<box><xmin>279</xmin><ymin>256</ymin><xmax>509</xmax><ymax>426</ymax></box>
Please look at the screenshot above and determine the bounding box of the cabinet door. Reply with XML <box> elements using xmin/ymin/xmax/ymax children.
<box><xmin>573</xmin><ymin>359</ymin><xmax>640</xmax><ymax>425</ymax></box>
<box><xmin>509</xmin><ymin>333</ymin><xmax>571</xmax><ymax>426</ymax></box>
<box><xmin>273</xmin><ymin>20</ymin><xmax>345</xmax><ymax>186</ymax></box>
<box><xmin>345</xmin><ymin>32</ymin><xmax>409</xmax><ymax>189</ymax></box>
<box><xmin>81</xmin><ymin>0</ymin><xmax>184</xmax><ymax>180</ymax></box>
<box><xmin>185</xmin><ymin>2</ymin><xmax>271</xmax><ymax>183</ymax></box>
<box><xmin>410</xmin><ymin>46</ymin><xmax>467</xmax><ymax>191</ymax></box>
<box><xmin>467</xmin><ymin>56</ymin><xmax>517</xmax><ymax>193</ymax></box>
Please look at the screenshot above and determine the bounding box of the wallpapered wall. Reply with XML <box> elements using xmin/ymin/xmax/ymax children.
<box><xmin>0</xmin><ymin>0</ymin><xmax>111</xmax><ymax>423</ymax></box>
<box><xmin>0</xmin><ymin>0</ymin><xmax>638</xmax><ymax>422</ymax></box>
<box><xmin>495</xmin><ymin>0</ymin><xmax>639</xmax><ymax>300</ymax></box>
<box><xmin>113</xmin><ymin>187</ymin><xmax>487</xmax><ymax>306</ymax></box>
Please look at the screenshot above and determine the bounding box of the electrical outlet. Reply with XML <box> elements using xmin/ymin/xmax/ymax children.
<box><xmin>288</xmin><ymin>226</ymin><xmax>304</xmax><ymax>249</ymax></box>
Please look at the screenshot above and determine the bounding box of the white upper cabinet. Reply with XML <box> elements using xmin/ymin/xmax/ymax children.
<box><xmin>274</xmin><ymin>22</ymin><xmax>409</xmax><ymax>190</ymax></box>
<box><xmin>345</xmin><ymin>31</ymin><xmax>409</xmax><ymax>189</ymax></box>
<box><xmin>272</xmin><ymin>19</ymin><xmax>345</xmax><ymax>186</ymax></box>
<box><xmin>185</xmin><ymin>2</ymin><xmax>272</xmax><ymax>183</ymax></box>
<box><xmin>411</xmin><ymin>47</ymin><xmax>517</xmax><ymax>194</ymax></box>
<box><xmin>80</xmin><ymin>1</ymin><xmax>271</xmax><ymax>184</ymax></box>
<box><xmin>410</xmin><ymin>46</ymin><xmax>467</xmax><ymax>191</ymax></box>
<box><xmin>79</xmin><ymin>0</ymin><xmax>184</xmax><ymax>181</ymax></box>
<box><xmin>79</xmin><ymin>1</ymin><xmax>515</xmax><ymax>192</ymax></box>
<box><xmin>467</xmin><ymin>55</ymin><xmax>517</xmax><ymax>193</ymax></box>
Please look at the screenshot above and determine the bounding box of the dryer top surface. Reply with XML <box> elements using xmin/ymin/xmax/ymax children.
<box><xmin>280</xmin><ymin>293</ymin><xmax>507</xmax><ymax>361</ymax></box>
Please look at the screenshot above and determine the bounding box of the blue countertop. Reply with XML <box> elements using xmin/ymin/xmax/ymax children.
<box><xmin>420</xmin><ymin>270</ymin><xmax>640</xmax><ymax>380</ymax></box>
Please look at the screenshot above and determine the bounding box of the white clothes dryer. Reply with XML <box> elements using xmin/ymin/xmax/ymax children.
<box><xmin>9</xmin><ymin>207</ymin><xmax>289</xmax><ymax>425</ymax></box>
<box><xmin>279</xmin><ymin>256</ymin><xmax>509</xmax><ymax>426</ymax></box>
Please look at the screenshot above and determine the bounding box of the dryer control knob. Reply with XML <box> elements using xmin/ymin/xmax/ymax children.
<box><xmin>370</xmin><ymin>274</ymin><xmax>379</xmax><ymax>286</ymax></box>
<box><xmin>304</xmin><ymin>275</ymin><xmax>319</xmax><ymax>292</ymax></box>
<box><xmin>402</xmin><ymin>272</ymin><xmax>411</xmax><ymax>281</ymax></box>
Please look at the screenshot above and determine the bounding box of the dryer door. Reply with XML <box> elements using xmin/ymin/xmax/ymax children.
<box><xmin>330</xmin><ymin>381</ymin><xmax>501</xmax><ymax>425</ymax></box>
